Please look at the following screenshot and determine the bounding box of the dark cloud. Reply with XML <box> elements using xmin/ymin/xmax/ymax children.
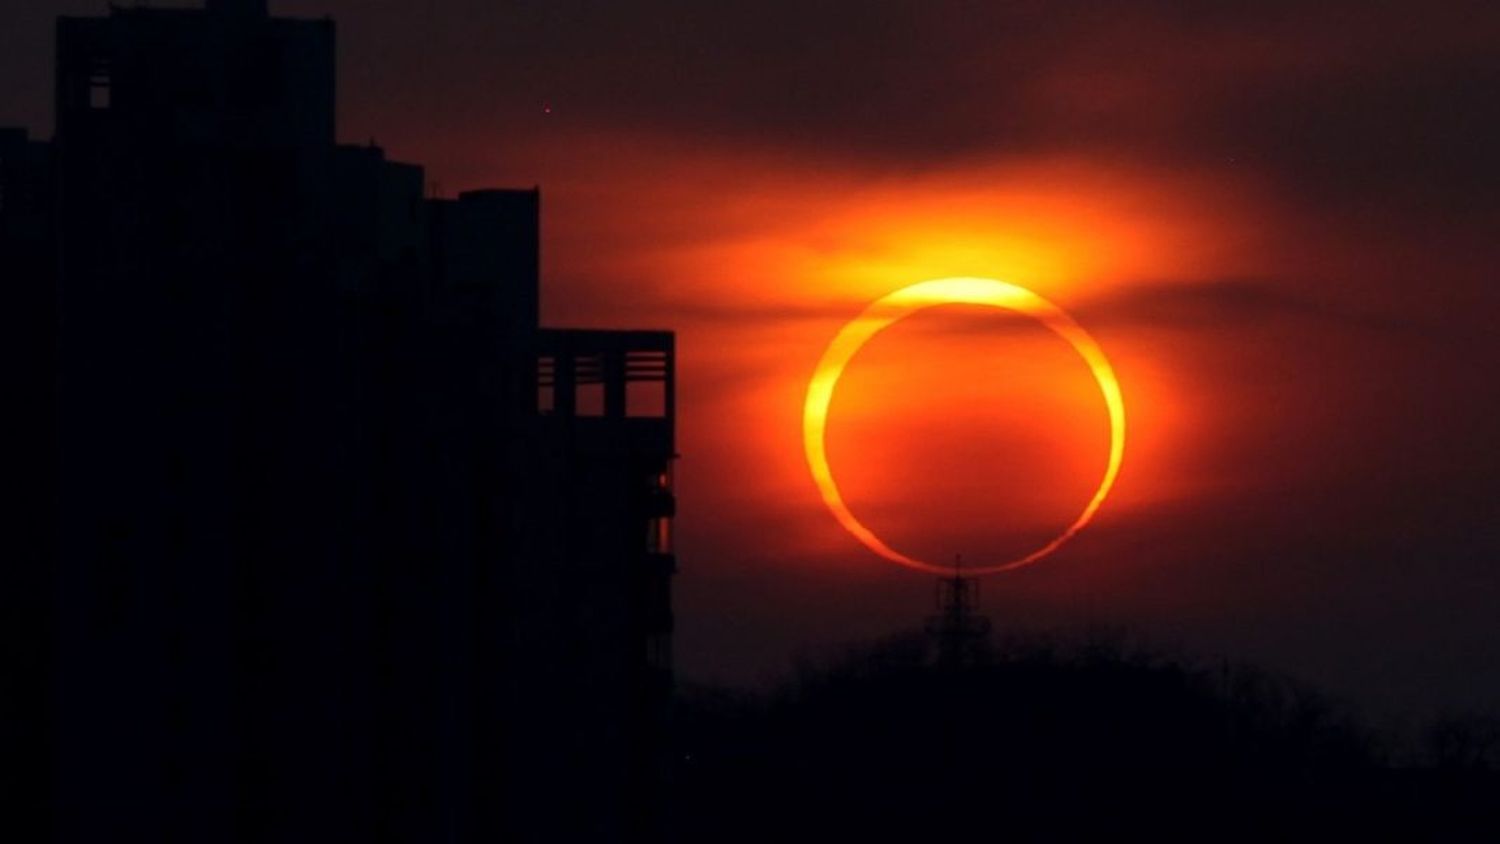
<box><xmin>6</xmin><ymin>1</ymin><xmax>1496</xmax><ymax>210</ymax></box>
<box><xmin>1207</xmin><ymin>53</ymin><xmax>1500</xmax><ymax>211</ymax></box>
<box><xmin>1078</xmin><ymin>278</ymin><xmax>1478</xmax><ymax>337</ymax></box>
<box><xmin>318</xmin><ymin>0</ymin><xmax>1498</xmax><ymax>215</ymax></box>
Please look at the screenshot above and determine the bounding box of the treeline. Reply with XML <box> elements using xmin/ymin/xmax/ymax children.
<box><xmin>672</xmin><ymin>630</ymin><xmax>1499</xmax><ymax>842</ymax></box>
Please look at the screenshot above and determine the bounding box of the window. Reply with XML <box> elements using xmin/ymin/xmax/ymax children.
<box><xmin>89</xmin><ymin>62</ymin><xmax>111</xmax><ymax>110</ymax></box>
<box><xmin>626</xmin><ymin>379</ymin><xmax>666</xmax><ymax>418</ymax></box>
<box><xmin>652</xmin><ymin>470</ymin><xmax>672</xmax><ymax>493</ymax></box>
<box><xmin>575</xmin><ymin>381</ymin><xmax>605</xmax><ymax>417</ymax></box>
<box><xmin>536</xmin><ymin>355</ymin><xmax>556</xmax><ymax>414</ymax></box>
<box><xmin>646</xmin><ymin>633</ymin><xmax>672</xmax><ymax>672</ymax></box>
<box><xmin>646</xmin><ymin>517</ymin><xmax>672</xmax><ymax>555</ymax></box>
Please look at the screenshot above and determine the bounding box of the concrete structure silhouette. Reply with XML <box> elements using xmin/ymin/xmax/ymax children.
<box><xmin>5</xmin><ymin>1</ymin><xmax>675</xmax><ymax>840</ymax></box>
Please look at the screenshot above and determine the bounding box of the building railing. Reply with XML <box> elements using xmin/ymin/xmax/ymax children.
<box><xmin>535</xmin><ymin>328</ymin><xmax>675</xmax><ymax>452</ymax></box>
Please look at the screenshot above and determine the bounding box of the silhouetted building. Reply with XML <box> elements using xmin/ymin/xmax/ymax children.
<box><xmin>518</xmin><ymin>328</ymin><xmax>677</xmax><ymax>837</ymax></box>
<box><xmin>15</xmin><ymin>1</ymin><xmax>675</xmax><ymax>840</ymax></box>
<box><xmin>1</xmin><ymin>125</ymin><xmax>57</xmax><ymax>840</ymax></box>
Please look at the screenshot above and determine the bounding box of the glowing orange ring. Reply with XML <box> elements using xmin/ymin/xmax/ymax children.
<box><xmin>803</xmin><ymin>277</ymin><xmax>1125</xmax><ymax>576</ymax></box>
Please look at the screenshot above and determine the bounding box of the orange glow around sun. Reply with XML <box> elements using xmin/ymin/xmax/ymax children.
<box><xmin>803</xmin><ymin>278</ymin><xmax>1126</xmax><ymax>576</ymax></box>
<box><xmin>459</xmin><ymin>141</ymin><xmax>1237</xmax><ymax>579</ymax></box>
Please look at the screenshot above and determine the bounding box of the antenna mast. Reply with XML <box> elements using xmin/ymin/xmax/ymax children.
<box><xmin>925</xmin><ymin>555</ymin><xmax>992</xmax><ymax>666</ymax></box>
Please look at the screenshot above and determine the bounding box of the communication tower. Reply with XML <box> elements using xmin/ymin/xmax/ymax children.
<box><xmin>925</xmin><ymin>556</ymin><xmax>993</xmax><ymax>665</ymax></box>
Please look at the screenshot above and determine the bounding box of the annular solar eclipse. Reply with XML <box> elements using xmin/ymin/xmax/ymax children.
<box><xmin>802</xmin><ymin>277</ymin><xmax>1126</xmax><ymax>576</ymax></box>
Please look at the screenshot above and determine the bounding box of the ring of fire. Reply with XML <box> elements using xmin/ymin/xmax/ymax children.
<box><xmin>802</xmin><ymin>277</ymin><xmax>1126</xmax><ymax>576</ymax></box>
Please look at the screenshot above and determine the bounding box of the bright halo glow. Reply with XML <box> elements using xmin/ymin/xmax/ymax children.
<box><xmin>802</xmin><ymin>277</ymin><xmax>1126</xmax><ymax>576</ymax></box>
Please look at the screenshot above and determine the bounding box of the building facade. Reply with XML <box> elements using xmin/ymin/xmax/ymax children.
<box><xmin>10</xmin><ymin>0</ymin><xmax>676</xmax><ymax>839</ymax></box>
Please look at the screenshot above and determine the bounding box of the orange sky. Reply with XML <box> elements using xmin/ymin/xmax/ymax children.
<box><xmin>6</xmin><ymin>0</ymin><xmax>1497</xmax><ymax>717</ymax></box>
<box><xmin>511</xmin><ymin>142</ymin><xmax>1226</xmax><ymax>560</ymax></box>
<box><xmin>461</xmin><ymin>130</ymin><xmax>1500</xmax><ymax>714</ymax></box>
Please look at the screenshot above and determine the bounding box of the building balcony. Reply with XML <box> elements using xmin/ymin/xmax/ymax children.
<box><xmin>534</xmin><ymin>328</ymin><xmax>675</xmax><ymax>458</ymax></box>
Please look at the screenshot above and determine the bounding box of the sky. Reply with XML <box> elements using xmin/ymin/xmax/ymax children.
<box><xmin>5</xmin><ymin>0</ymin><xmax>1499</xmax><ymax>720</ymax></box>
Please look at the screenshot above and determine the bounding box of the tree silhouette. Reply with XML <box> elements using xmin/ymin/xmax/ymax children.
<box><xmin>673</xmin><ymin>629</ymin><xmax>1497</xmax><ymax>842</ymax></box>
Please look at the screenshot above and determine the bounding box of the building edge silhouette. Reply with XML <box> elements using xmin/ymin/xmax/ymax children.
<box><xmin>3</xmin><ymin>0</ymin><xmax>675</xmax><ymax>840</ymax></box>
